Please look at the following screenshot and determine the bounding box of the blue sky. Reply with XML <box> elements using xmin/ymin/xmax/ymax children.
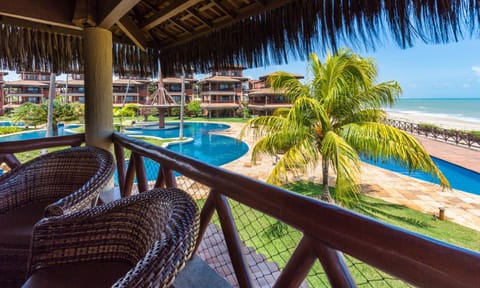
<box><xmin>4</xmin><ymin>39</ymin><xmax>480</xmax><ymax>99</ymax></box>
<box><xmin>243</xmin><ymin>39</ymin><xmax>480</xmax><ymax>99</ymax></box>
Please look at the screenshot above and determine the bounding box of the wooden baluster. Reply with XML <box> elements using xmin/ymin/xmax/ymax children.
<box><xmin>213</xmin><ymin>190</ymin><xmax>255</xmax><ymax>288</ymax></box>
<box><xmin>113</xmin><ymin>143</ymin><xmax>126</xmax><ymax>196</ymax></box>
<box><xmin>314</xmin><ymin>243</ymin><xmax>355</xmax><ymax>287</ymax></box>
<box><xmin>162</xmin><ymin>165</ymin><xmax>177</xmax><ymax>188</ymax></box>
<box><xmin>123</xmin><ymin>153</ymin><xmax>136</xmax><ymax>197</ymax></box>
<box><xmin>192</xmin><ymin>192</ymin><xmax>216</xmax><ymax>255</ymax></box>
<box><xmin>273</xmin><ymin>236</ymin><xmax>317</xmax><ymax>288</ymax></box>
<box><xmin>154</xmin><ymin>165</ymin><xmax>165</xmax><ymax>188</ymax></box>
<box><xmin>133</xmin><ymin>154</ymin><xmax>148</xmax><ymax>193</ymax></box>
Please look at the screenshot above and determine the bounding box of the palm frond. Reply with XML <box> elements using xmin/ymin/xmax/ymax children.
<box><xmin>321</xmin><ymin>131</ymin><xmax>361</xmax><ymax>205</ymax></box>
<box><xmin>340</xmin><ymin>122</ymin><xmax>450</xmax><ymax>188</ymax></box>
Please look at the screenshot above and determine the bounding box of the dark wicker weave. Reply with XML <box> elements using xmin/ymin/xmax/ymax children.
<box><xmin>24</xmin><ymin>188</ymin><xmax>200</xmax><ymax>288</ymax></box>
<box><xmin>0</xmin><ymin>146</ymin><xmax>115</xmax><ymax>287</ymax></box>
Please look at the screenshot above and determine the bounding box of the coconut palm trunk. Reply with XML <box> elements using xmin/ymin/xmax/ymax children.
<box><xmin>46</xmin><ymin>73</ymin><xmax>56</xmax><ymax>137</ymax></box>
<box><xmin>242</xmin><ymin>49</ymin><xmax>449</xmax><ymax>206</ymax></box>
<box><xmin>321</xmin><ymin>158</ymin><xmax>333</xmax><ymax>202</ymax></box>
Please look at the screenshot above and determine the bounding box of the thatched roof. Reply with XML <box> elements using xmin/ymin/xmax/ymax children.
<box><xmin>0</xmin><ymin>1</ymin><xmax>478</xmax><ymax>76</ymax></box>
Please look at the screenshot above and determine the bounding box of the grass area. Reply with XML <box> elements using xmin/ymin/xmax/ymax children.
<box><xmin>201</xmin><ymin>181</ymin><xmax>479</xmax><ymax>286</ymax></box>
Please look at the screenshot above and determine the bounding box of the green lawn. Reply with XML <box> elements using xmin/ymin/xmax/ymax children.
<box><xmin>201</xmin><ymin>181</ymin><xmax>479</xmax><ymax>287</ymax></box>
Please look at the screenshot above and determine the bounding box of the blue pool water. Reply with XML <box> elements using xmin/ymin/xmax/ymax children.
<box><xmin>362</xmin><ymin>156</ymin><xmax>480</xmax><ymax>195</ymax></box>
<box><xmin>119</xmin><ymin>122</ymin><xmax>248</xmax><ymax>181</ymax></box>
<box><xmin>0</xmin><ymin>124</ymin><xmax>77</xmax><ymax>141</ymax></box>
<box><xmin>0</xmin><ymin>121</ymin><xmax>24</xmax><ymax>127</ymax></box>
<box><xmin>126</xmin><ymin>122</ymin><xmax>248</xmax><ymax>166</ymax></box>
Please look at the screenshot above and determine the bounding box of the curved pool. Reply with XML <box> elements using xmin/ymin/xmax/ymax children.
<box><xmin>362</xmin><ymin>156</ymin><xmax>480</xmax><ymax>195</ymax></box>
<box><xmin>126</xmin><ymin>122</ymin><xmax>248</xmax><ymax>167</ymax></box>
<box><xmin>121</xmin><ymin>122</ymin><xmax>248</xmax><ymax>181</ymax></box>
<box><xmin>0</xmin><ymin>125</ymin><xmax>78</xmax><ymax>141</ymax></box>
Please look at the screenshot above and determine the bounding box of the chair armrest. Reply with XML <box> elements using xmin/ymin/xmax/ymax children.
<box><xmin>28</xmin><ymin>192</ymin><xmax>173</xmax><ymax>273</ymax></box>
<box><xmin>113</xmin><ymin>188</ymin><xmax>200</xmax><ymax>288</ymax></box>
<box><xmin>0</xmin><ymin>146</ymin><xmax>115</xmax><ymax>216</ymax></box>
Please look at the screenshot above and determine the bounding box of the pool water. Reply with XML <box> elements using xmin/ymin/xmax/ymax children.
<box><xmin>119</xmin><ymin>122</ymin><xmax>248</xmax><ymax>182</ymax></box>
<box><xmin>126</xmin><ymin>122</ymin><xmax>248</xmax><ymax>166</ymax></box>
<box><xmin>362</xmin><ymin>156</ymin><xmax>480</xmax><ymax>195</ymax></box>
<box><xmin>0</xmin><ymin>124</ymin><xmax>77</xmax><ymax>141</ymax></box>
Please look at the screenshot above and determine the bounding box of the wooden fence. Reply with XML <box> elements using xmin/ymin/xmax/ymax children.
<box><xmin>385</xmin><ymin>119</ymin><xmax>480</xmax><ymax>149</ymax></box>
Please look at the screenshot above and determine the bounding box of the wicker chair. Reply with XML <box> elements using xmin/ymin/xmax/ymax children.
<box><xmin>21</xmin><ymin>188</ymin><xmax>200</xmax><ymax>288</ymax></box>
<box><xmin>0</xmin><ymin>146</ymin><xmax>115</xmax><ymax>287</ymax></box>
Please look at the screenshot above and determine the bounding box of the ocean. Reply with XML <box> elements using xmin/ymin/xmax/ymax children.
<box><xmin>386</xmin><ymin>98</ymin><xmax>480</xmax><ymax>122</ymax></box>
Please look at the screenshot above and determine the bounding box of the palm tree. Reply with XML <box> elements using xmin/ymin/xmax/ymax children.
<box><xmin>242</xmin><ymin>49</ymin><xmax>449</xmax><ymax>205</ymax></box>
<box><xmin>11</xmin><ymin>97</ymin><xmax>80</xmax><ymax>136</ymax></box>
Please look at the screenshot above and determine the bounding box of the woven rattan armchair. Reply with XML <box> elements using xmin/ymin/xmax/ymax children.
<box><xmin>0</xmin><ymin>146</ymin><xmax>115</xmax><ymax>287</ymax></box>
<box><xmin>21</xmin><ymin>188</ymin><xmax>200</xmax><ymax>288</ymax></box>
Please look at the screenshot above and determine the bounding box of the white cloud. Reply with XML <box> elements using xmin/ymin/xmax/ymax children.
<box><xmin>463</xmin><ymin>83</ymin><xmax>471</xmax><ymax>88</ymax></box>
<box><xmin>472</xmin><ymin>66</ymin><xmax>480</xmax><ymax>81</ymax></box>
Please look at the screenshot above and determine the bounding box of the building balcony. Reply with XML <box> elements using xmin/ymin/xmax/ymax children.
<box><xmin>0</xmin><ymin>134</ymin><xmax>478</xmax><ymax>287</ymax></box>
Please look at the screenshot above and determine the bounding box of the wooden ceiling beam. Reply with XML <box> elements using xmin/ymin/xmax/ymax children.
<box><xmin>163</xmin><ymin>0</ymin><xmax>293</xmax><ymax>49</ymax></box>
<box><xmin>117</xmin><ymin>16</ymin><xmax>148</xmax><ymax>51</ymax></box>
<box><xmin>98</xmin><ymin>0</ymin><xmax>141</xmax><ymax>29</ymax></box>
<box><xmin>0</xmin><ymin>15</ymin><xmax>83</xmax><ymax>35</ymax></box>
<box><xmin>141</xmin><ymin>0</ymin><xmax>204</xmax><ymax>31</ymax></box>
<box><xmin>186</xmin><ymin>8</ymin><xmax>213</xmax><ymax>29</ymax></box>
<box><xmin>169</xmin><ymin>19</ymin><xmax>193</xmax><ymax>35</ymax></box>
<box><xmin>211</xmin><ymin>0</ymin><xmax>235</xmax><ymax>19</ymax></box>
<box><xmin>0</xmin><ymin>0</ymin><xmax>80</xmax><ymax>30</ymax></box>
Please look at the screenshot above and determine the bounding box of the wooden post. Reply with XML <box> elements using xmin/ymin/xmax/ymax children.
<box><xmin>439</xmin><ymin>207</ymin><xmax>445</xmax><ymax>220</ymax></box>
<box><xmin>83</xmin><ymin>27</ymin><xmax>113</xmax><ymax>152</ymax></box>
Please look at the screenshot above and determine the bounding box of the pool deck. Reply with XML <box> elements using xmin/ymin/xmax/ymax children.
<box><xmin>217</xmin><ymin>123</ymin><xmax>480</xmax><ymax>232</ymax></box>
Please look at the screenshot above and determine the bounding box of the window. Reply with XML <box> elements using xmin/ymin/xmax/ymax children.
<box><xmin>219</xmin><ymin>84</ymin><xmax>231</xmax><ymax>90</ymax></box>
<box><xmin>27</xmin><ymin>87</ymin><xmax>40</xmax><ymax>93</ymax></box>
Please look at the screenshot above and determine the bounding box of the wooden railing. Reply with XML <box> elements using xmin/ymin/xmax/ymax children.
<box><xmin>1</xmin><ymin>133</ymin><xmax>478</xmax><ymax>287</ymax></box>
<box><xmin>0</xmin><ymin>134</ymin><xmax>85</xmax><ymax>169</ymax></box>
<box><xmin>111</xmin><ymin>132</ymin><xmax>480</xmax><ymax>288</ymax></box>
<box><xmin>386</xmin><ymin>119</ymin><xmax>480</xmax><ymax>149</ymax></box>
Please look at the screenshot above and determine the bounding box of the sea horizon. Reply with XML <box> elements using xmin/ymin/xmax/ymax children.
<box><xmin>385</xmin><ymin>97</ymin><xmax>480</xmax><ymax>124</ymax></box>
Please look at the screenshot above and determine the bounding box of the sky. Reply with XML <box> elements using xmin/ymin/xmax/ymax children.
<box><xmin>3</xmin><ymin>39</ymin><xmax>480</xmax><ymax>99</ymax></box>
<box><xmin>242</xmin><ymin>39</ymin><xmax>480</xmax><ymax>99</ymax></box>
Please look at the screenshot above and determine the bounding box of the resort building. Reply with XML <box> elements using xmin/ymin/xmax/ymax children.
<box><xmin>2</xmin><ymin>72</ymin><xmax>51</xmax><ymax>113</ymax></box>
<box><xmin>0</xmin><ymin>72</ymin><xmax>7</xmax><ymax>116</ymax></box>
<box><xmin>198</xmin><ymin>66</ymin><xmax>248</xmax><ymax>118</ymax></box>
<box><xmin>248</xmin><ymin>73</ymin><xmax>304</xmax><ymax>116</ymax></box>
<box><xmin>56</xmin><ymin>74</ymin><xmax>85</xmax><ymax>103</ymax></box>
<box><xmin>112</xmin><ymin>76</ymin><xmax>150</xmax><ymax>107</ymax></box>
<box><xmin>1</xmin><ymin>73</ymin><xmax>152</xmax><ymax>109</ymax></box>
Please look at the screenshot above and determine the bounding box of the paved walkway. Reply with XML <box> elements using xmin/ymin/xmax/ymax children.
<box><xmin>216</xmin><ymin>123</ymin><xmax>480</xmax><ymax>232</ymax></box>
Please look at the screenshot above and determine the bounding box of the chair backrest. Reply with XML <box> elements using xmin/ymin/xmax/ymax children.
<box><xmin>28</xmin><ymin>188</ymin><xmax>200</xmax><ymax>287</ymax></box>
<box><xmin>0</xmin><ymin>146</ymin><xmax>115</xmax><ymax>216</ymax></box>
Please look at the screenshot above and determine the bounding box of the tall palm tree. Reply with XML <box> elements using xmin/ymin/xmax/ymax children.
<box><xmin>242</xmin><ymin>49</ymin><xmax>449</xmax><ymax>205</ymax></box>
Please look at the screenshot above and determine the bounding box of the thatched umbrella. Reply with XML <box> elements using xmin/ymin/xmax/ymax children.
<box><xmin>0</xmin><ymin>0</ymin><xmax>478</xmax><ymax>149</ymax></box>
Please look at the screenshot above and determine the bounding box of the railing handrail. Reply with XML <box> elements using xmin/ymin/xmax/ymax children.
<box><xmin>0</xmin><ymin>134</ymin><xmax>85</xmax><ymax>154</ymax></box>
<box><xmin>112</xmin><ymin>132</ymin><xmax>480</xmax><ymax>288</ymax></box>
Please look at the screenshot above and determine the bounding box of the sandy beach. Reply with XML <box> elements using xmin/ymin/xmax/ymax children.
<box><xmin>387</xmin><ymin>111</ymin><xmax>480</xmax><ymax>131</ymax></box>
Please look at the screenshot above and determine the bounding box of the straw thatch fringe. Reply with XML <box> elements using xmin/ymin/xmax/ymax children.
<box><xmin>0</xmin><ymin>24</ymin><xmax>159</xmax><ymax>76</ymax></box>
<box><xmin>0</xmin><ymin>25</ymin><xmax>84</xmax><ymax>74</ymax></box>
<box><xmin>1</xmin><ymin>0</ymin><xmax>479</xmax><ymax>76</ymax></box>
<box><xmin>159</xmin><ymin>0</ymin><xmax>480</xmax><ymax>74</ymax></box>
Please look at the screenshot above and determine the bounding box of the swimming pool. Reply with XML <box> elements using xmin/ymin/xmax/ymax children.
<box><xmin>126</xmin><ymin>122</ymin><xmax>248</xmax><ymax>166</ymax></box>
<box><xmin>117</xmin><ymin>122</ymin><xmax>248</xmax><ymax>182</ymax></box>
<box><xmin>0</xmin><ymin>124</ymin><xmax>77</xmax><ymax>141</ymax></box>
<box><xmin>362</xmin><ymin>156</ymin><xmax>480</xmax><ymax>195</ymax></box>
